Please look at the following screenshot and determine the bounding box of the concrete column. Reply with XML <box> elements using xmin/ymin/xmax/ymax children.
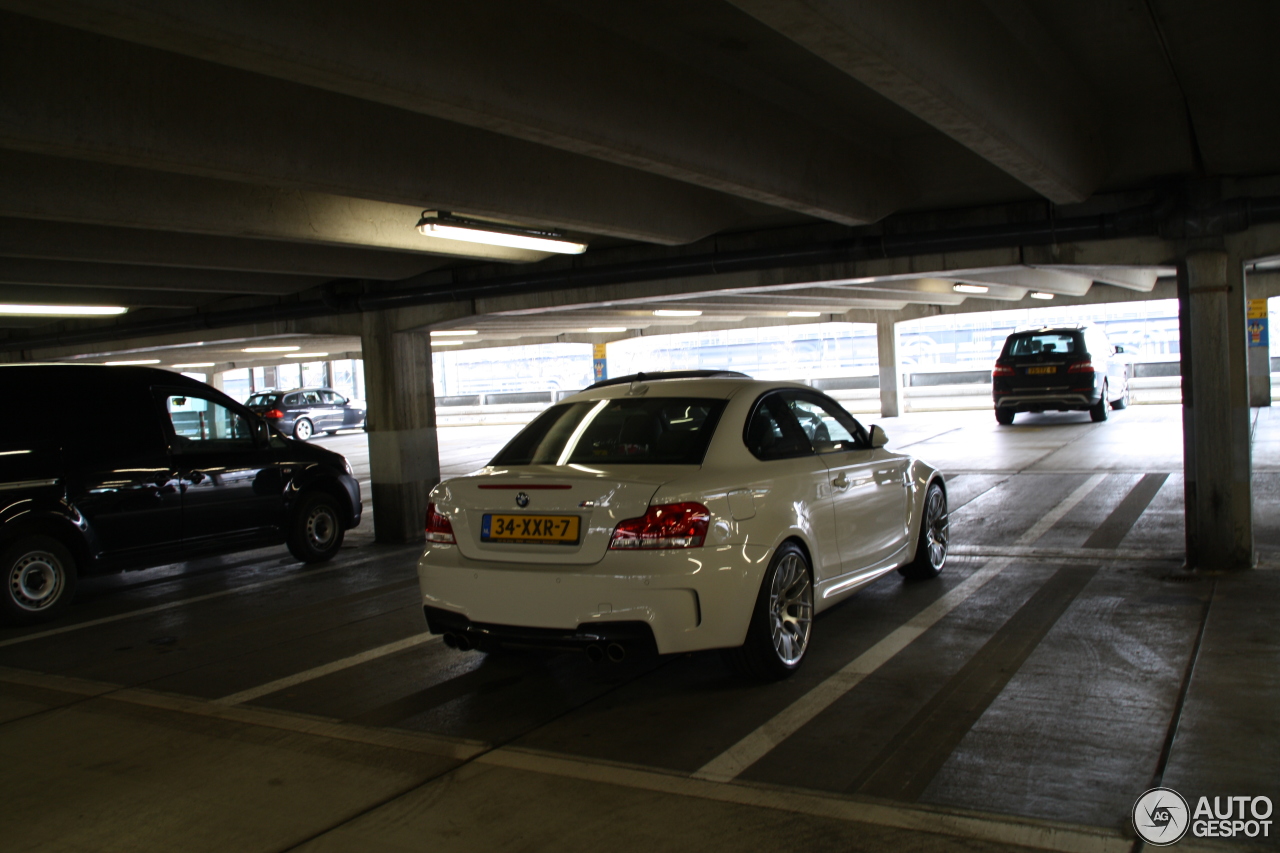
<box><xmin>1247</xmin><ymin>296</ymin><xmax>1272</xmax><ymax>406</ymax></box>
<box><xmin>361</xmin><ymin>311</ymin><xmax>440</xmax><ymax>543</ymax></box>
<box><xmin>1183</xmin><ymin>249</ymin><xmax>1254</xmax><ymax>570</ymax></box>
<box><xmin>876</xmin><ymin>317</ymin><xmax>903</xmax><ymax>418</ymax></box>
<box><xmin>208</xmin><ymin>371</ymin><xmax>226</xmax><ymax>394</ymax></box>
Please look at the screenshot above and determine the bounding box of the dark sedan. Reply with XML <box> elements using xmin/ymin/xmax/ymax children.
<box><xmin>246</xmin><ymin>387</ymin><xmax>367</xmax><ymax>441</ymax></box>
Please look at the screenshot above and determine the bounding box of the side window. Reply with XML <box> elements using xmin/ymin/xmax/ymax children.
<box><xmin>744</xmin><ymin>394</ymin><xmax>814</xmax><ymax>460</ymax></box>
<box><xmin>319</xmin><ymin>391</ymin><xmax>338</xmax><ymax>404</ymax></box>
<box><xmin>284</xmin><ymin>393</ymin><xmax>300</xmax><ymax>406</ymax></box>
<box><xmin>302</xmin><ymin>391</ymin><xmax>323</xmax><ymax>405</ymax></box>
<box><xmin>786</xmin><ymin>395</ymin><xmax>863</xmax><ymax>453</ymax></box>
<box><xmin>165</xmin><ymin>394</ymin><xmax>255</xmax><ymax>452</ymax></box>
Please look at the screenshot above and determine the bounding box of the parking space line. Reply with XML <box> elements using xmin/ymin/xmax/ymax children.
<box><xmin>0</xmin><ymin>549</ymin><xmax>407</xmax><ymax>649</ymax></box>
<box><xmin>215</xmin><ymin>632</ymin><xmax>440</xmax><ymax>705</ymax></box>
<box><xmin>693</xmin><ymin>473</ymin><xmax>1107</xmax><ymax>783</ymax></box>
<box><xmin>481</xmin><ymin>747</ymin><xmax>1131</xmax><ymax>853</ymax></box>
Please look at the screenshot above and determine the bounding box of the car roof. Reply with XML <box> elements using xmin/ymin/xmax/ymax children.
<box><xmin>560</xmin><ymin>375</ymin><xmax>813</xmax><ymax>403</ymax></box>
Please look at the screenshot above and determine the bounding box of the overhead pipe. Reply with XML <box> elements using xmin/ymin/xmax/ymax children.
<box><xmin>8</xmin><ymin>196</ymin><xmax>1280</xmax><ymax>352</ymax></box>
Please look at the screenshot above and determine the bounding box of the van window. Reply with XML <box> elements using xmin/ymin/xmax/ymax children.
<box><xmin>165</xmin><ymin>394</ymin><xmax>255</xmax><ymax>452</ymax></box>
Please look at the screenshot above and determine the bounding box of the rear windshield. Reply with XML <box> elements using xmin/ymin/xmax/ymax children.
<box><xmin>245</xmin><ymin>393</ymin><xmax>281</xmax><ymax>407</ymax></box>
<box><xmin>1006</xmin><ymin>333</ymin><xmax>1079</xmax><ymax>356</ymax></box>
<box><xmin>492</xmin><ymin>398</ymin><xmax>726</xmax><ymax>466</ymax></box>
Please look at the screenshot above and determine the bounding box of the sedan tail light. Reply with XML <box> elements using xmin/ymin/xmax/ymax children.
<box><xmin>263</xmin><ymin>408</ymin><xmax>284</xmax><ymax>419</ymax></box>
<box><xmin>992</xmin><ymin>361</ymin><xmax>1015</xmax><ymax>377</ymax></box>
<box><xmin>610</xmin><ymin>502</ymin><xmax>710</xmax><ymax>550</ymax></box>
<box><xmin>1067</xmin><ymin>360</ymin><xmax>1095</xmax><ymax>373</ymax></box>
<box><xmin>425</xmin><ymin>502</ymin><xmax>456</xmax><ymax>544</ymax></box>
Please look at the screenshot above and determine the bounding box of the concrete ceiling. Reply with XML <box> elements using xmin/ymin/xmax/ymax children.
<box><xmin>0</xmin><ymin>0</ymin><xmax>1276</xmax><ymax>353</ymax></box>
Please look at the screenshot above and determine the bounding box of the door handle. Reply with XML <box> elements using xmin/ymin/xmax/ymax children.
<box><xmin>832</xmin><ymin>473</ymin><xmax>850</xmax><ymax>490</ymax></box>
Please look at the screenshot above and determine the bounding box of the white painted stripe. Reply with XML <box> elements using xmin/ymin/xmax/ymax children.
<box><xmin>215</xmin><ymin>632</ymin><xmax>440</xmax><ymax>705</ymax></box>
<box><xmin>694</xmin><ymin>472</ymin><xmax>1107</xmax><ymax>782</ymax></box>
<box><xmin>952</xmin><ymin>544</ymin><xmax>1184</xmax><ymax>562</ymax></box>
<box><xmin>0</xmin><ymin>550</ymin><xmax>399</xmax><ymax>648</ymax></box>
<box><xmin>482</xmin><ymin>747</ymin><xmax>1131</xmax><ymax>853</ymax></box>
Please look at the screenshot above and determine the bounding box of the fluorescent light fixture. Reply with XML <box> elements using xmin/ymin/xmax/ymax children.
<box><xmin>0</xmin><ymin>304</ymin><xmax>127</xmax><ymax>316</ymax></box>
<box><xmin>587</xmin><ymin>326</ymin><xmax>628</xmax><ymax>333</ymax></box>
<box><xmin>430</xmin><ymin>329</ymin><xmax>478</xmax><ymax>337</ymax></box>
<box><xmin>172</xmin><ymin>362</ymin><xmax>215</xmax><ymax>368</ymax></box>
<box><xmin>952</xmin><ymin>283</ymin><xmax>990</xmax><ymax>294</ymax></box>
<box><xmin>105</xmin><ymin>359</ymin><xmax>160</xmax><ymax>366</ymax></box>
<box><xmin>286</xmin><ymin>352</ymin><xmax>329</xmax><ymax>358</ymax></box>
<box><xmin>1030</xmin><ymin>291</ymin><xmax>1055</xmax><ymax>300</ymax></box>
<box><xmin>653</xmin><ymin>309</ymin><xmax>702</xmax><ymax>317</ymax></box>
<box><xmin>243</xmin><ymin>345</ymin><xmax>301</xmax><ymax>353</ymax></box>
<box><xmin>417</xmin><ymin>210</ymin><xmax>586</xmax><ymax>255</ymax></box>
<box><xmin>787</xmin><ymin>311</ymin><xmax>822</xmax><ymax>317</ymax></box>
<box><xmin>431</xmin><ymin>340</ymin><xmax>466</xmax><ymax>347</ymax></box>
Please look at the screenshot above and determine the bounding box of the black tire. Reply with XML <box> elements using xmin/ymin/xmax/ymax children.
<box><xmin>287</xmin><ymin>491</ymin><xmax>345</xmax><ymax>563</ymax></box>
<box><xmin>899</xmin><ymin>481</ymin><xmax>948</xmax><ymax>580</ymax></box>
<box><xmin>1</xmin><ymin>535</ymin><xmax>78</xmax><ymax>624</ymax></box>
<box><xmin>293</xmin><ymin>418</ymin><xmax>314</xmax><ymax>441</ymax></box>
<box><xmin>1090</xmin><ymin>382</ymin><xmax>1109</xmax><ymax>422</ymax></box>
<box><xmin>323</xmin><ymin>429</ymin><xmax>338</xmax><ymax>436</ymax></box>
<box><xmin>722</xmin><ymin>542</ymin><xmax>813</xmax><ymax>681</ymax></box>
<box><xmin>1110</xmin><ymin>381</ymin><xmax>1130</xmax><ymax>410</ymax></box>
<box><xmin>995</xmin><ymin>407</ymin><xmax>1015</xmax><ymax>425</ymax></box>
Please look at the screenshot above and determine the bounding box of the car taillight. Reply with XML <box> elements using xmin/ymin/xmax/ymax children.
<box><xmin>610</xmin><ymin>502</ymin><xmax>709</xmax><ymax>550</ymax></box>
<box><xmin>992</xmin><ymin>361</ymin><xmax>1015</xmax><ymax>377</ymax></box>
<box><xmin>425</xmin><ymin>502</ymin><xmax>456</xmax><ymax>545</ymax></box>
<box><xmin>1067</xmin><ymin>360</ymin><xmax>1095</xmax><ymax>373</ymax></box>
<box><xmin>264</xmin><ymin>408</ymin><xmax>284</xmax><ymax>419</ymax></box>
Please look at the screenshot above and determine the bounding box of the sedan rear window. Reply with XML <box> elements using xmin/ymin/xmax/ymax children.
<box><xmin>1006</xmin><ymin>333</ymin><xmax>1078</xmax><ymax>356</ymax></box>
<box><xmin>492</xmin><ymin>398</ymin><xmax>726</xmax><ymax>466</ymax></box>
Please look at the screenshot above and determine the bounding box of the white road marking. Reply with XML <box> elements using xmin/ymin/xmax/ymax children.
<box><xmin>482</xmin><ymin>747</ymin><xmax>1131</xmax><ymax>853</ymax></box>
<box><xmin>215</xmin><ymin>632</ymin><xmax>440</xmax><ymax>705</ymax></box>
<box><xmin>0</xmin><ymin>551</ymin><xmax>399</xmax><ymax>648</ymax></box>
<box><xmin>694</xmin><ymin>473</ymin><xmax>1108</xmax><ymax>782</ymax></box>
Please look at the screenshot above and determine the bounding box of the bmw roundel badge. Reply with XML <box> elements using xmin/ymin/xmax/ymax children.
<box><xmin>515</xmin><ymin>492</ymin><xmax>530</xmax><ymax>508</ymax></box>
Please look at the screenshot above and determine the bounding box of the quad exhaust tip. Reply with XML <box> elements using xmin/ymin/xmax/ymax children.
<box><xmin>442</xmin><ymin>632</ymin><xmax>473</xmax><ymax>651</ymax></box>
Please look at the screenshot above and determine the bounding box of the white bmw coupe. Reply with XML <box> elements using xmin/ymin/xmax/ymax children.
<box><xmin>417</xmin><ymin>371</ymin><xmax>948</xmax><ymax>679</ymax></box>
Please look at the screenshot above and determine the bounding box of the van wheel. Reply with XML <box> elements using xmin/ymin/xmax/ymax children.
<box><xmin>995</xmin><ymin>408</ymin><xmax>1015</xmax><ymax>425</ymax></box>
<box><xmin>2</xmin><ymin>536</ymin><xmax>77</xmax><ymax>624</ymax></box>
<box><xmin>293</xmin><ymin>418</ymin><xmax>314</xmax><ymax>441</ymax></box>
<box><xmin>722</xmin><ymin>542</ymin><xmax>813</xmax><ymax>681</ymax></box>
<box><xmin>287</xmin><ymin>492</ymin><xmax>344</xmax><ymax>563</ymax></box>
<box><xmin>1090</xmin><ymin>383</ymin><xmax>1109</xmax><ymax>422</ymax></box>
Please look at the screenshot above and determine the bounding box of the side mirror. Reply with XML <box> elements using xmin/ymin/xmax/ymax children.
<box><xmin>869</xmin><ymin>424</ymin><xmax>889</xmax><ymax>448</ymax></box>
<box><xmin>1114</xmin><ymin>345</ymin><xmax>1125</xmax><ymax>354</ymax></box>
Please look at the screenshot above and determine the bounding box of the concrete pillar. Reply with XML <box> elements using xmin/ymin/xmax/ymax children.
<box><xmin>1247</xmin><ymin>296</ymin><xmax>1272</xmax><ymax>406</ymax></box>
<box><xmin>208</xmin><ymin>371</ymin><xmax>226</xmax><ymax>394</ymax></box>
<box><xmin>1182</xmin><ymin>249</ymin><xmax>1254</xmax><ymax>570</ymax></box>
<box><xmin>876</xmin><ymin>317</ymin><xmax>903</xmax><ymax>418</ymax></box>
<box><xmin>361</xmin><ymin>311</ymin><xmax>440</xmax><ymax>543</ymax></box>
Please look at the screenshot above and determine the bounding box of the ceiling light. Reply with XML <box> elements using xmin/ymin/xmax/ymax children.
<box><xmin>430</xmin><ymin>329</ymin><xmax>478</xmax><ymax>337</ymax></box>
<box><xmin>587</xmin><ymin>327</ymin><xmax>628</xmax><ymax>333</ymax></box>
<box><xmin>243</xmin><ymin>346</ymin><xmax>301</xmax><ymax>353</ymax></box>
<box><xmin>105</xmin><ymin>359</ymin><xmax>160</xmax><ymax>366</ymax></box>
<box><xmin>431</xmin><ymin>340</ymin><xmax>466</xmax><ymax>347</ymax></box>
<box><xmin>417</xmin><ymin>211</ymin><xmax>586</xmax><ymax>255</ymax></box>
<box><xmin>952</xmin><ymin>283</ymin><xmax>989</xmax><ymax>294</ymax></box>
<box><xmin>0</xmin><ymin>304</ymin><xmax>127</xmax><ymax>317</ymax></box>
<box><xmin>653</xmin><ymin>309</ymin><xmax>703</xmax><ymax>317</ymax></box>
<box><xmin>787</xmin><ymin>311</ymin><xmax>822</xmax><ymax>317</ymax></box>
<box><xmin>172</xmin><ymin>362</ymin><xmax>215</xmax><ymax>368</ymax></box>
<box><xmin>286</xmin><ymin>352</ymin><xmax>329</xmax><ymax>358</ymax></box>
<box><xmin>1030</xmin><ymin>291</ymin><xmax>1055</xmax><ymax>300</ymax></box>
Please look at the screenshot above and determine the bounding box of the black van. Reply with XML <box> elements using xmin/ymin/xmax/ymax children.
<box><xmin>0</xmin><ymin>364</ymin><xmax>362</xmax><ymax>624</ymax></box>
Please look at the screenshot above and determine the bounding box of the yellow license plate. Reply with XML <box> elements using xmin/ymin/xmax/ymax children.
<box><xmin>482</xmin><ymin>514</ymin><xmax>580</xmax><ymax>544</ymax></box>
<box><xmin>1026</xmin><ymin>366</ymin><xmax>1056</xmax><ymax>375</ymax></box>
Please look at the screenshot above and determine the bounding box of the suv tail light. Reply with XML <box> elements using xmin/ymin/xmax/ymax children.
<box><xmin>1067</xmin><ymin>360</ymin><xmax>1095</xmax><ymax>373</ymax></box>
<box><xmin>425</xmin><ymin>502</ymin><xmax>456</xmax><ymax>544</ymax></box>
<box><xmin>263</xmin><ymin>408</ymin><xmax>284</xmax><ymax>419</ymax></box>
<box><xmin>992</xmin><ymin>361</ymin><xmax>1015</xmax><ymax>377</ymax></box>
<box><xmin>610</xmin><ymin>502</ymin><xmax>710</xmax><ymax>550</ymax></box>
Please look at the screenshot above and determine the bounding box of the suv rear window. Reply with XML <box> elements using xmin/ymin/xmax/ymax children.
<box><xmin>1006</xmin><ymin>333</ymin><xmax>1079</xmax><ymax>356</ymax></box>
<box><xmin>492</xmin><ymin>398</ymin><xmax>726</xmax><ymax>466</ymax></box>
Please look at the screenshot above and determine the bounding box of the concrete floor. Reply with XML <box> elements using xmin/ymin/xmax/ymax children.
<box><xmin>2</xmin><ymin>404</ymin><xmax>1277</xmax><ymax>852</ymax></box>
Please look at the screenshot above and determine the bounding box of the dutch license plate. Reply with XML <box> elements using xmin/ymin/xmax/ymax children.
<box><xmin>482</xmin><ymin>514</ymin><xmax>580</xmax><ymax>544</ymax></box>
<box><xmin>1026</xmin><ymin>366</ymin><xmax>1056</xmax><ymax>375</ymax></box>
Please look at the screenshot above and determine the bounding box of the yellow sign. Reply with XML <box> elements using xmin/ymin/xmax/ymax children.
<box><xmin>1248</xmin><ymin>298</ymin><xmax>1268</xmax><ymax>319</ymax></box>
<box><xmin>593</xmin><ymin>343</ymin><xmax>608</xmax><ymax>359</ymax></box>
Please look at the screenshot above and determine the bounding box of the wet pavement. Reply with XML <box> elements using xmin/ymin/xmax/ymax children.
<box><xmin>1</xmin><ymin>405</ymin><xmax>1277</xmax><ymax>852</ymax></box>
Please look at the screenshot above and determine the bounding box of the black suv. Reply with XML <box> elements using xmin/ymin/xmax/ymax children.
<box><xmin>992</xmin><ymin>324</ymin><xmax>1130</xmax><ymax>424</ymax></box>
<box><xmin>0</xmin><ymin>365</ymin><xmax>362</xmax><ymax>624</ymax></box>
<box><xmin>245</xmin><ymin>387</ymin><xmax>366</xmax><ymax>441</ymax></box>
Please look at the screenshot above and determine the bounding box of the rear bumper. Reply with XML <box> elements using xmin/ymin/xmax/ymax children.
<box><xmin>423</xmin><ymin>606</ymin><xmax>656</xmax><ymax>655</ymax></box>
<box><xmin>415</xmin><ymin>542</ymin><xmax>770</xmax><ymax>655</ymax></box>
<box><xmin>993</xmin><ymin>391</ymin><xmax>1098</xmax><ymax>412</ymax></box>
